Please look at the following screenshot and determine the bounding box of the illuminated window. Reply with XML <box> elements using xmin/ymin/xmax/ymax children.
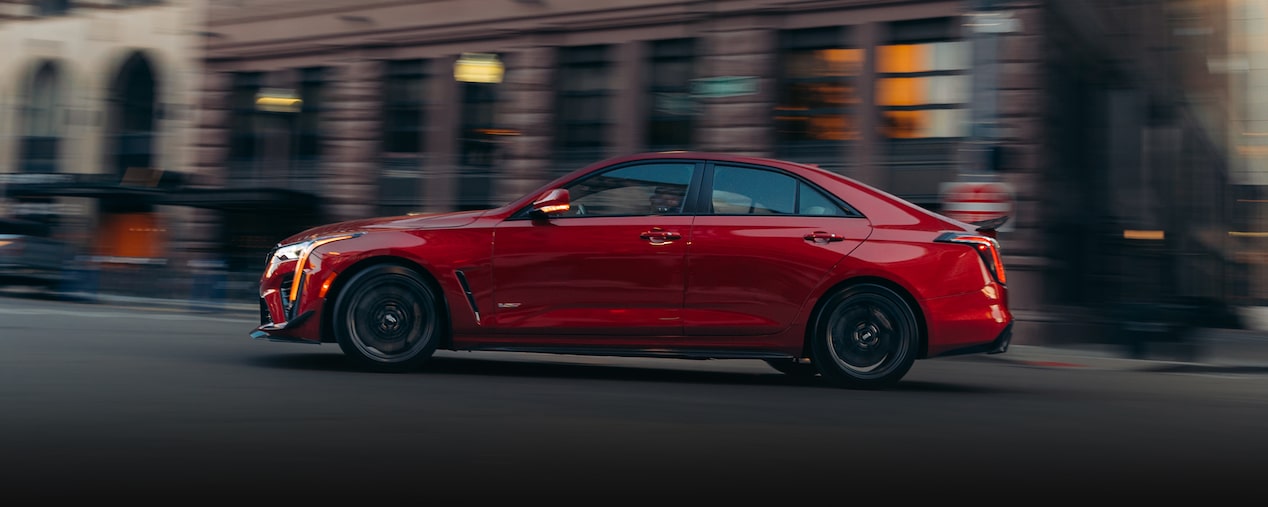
<box><xmin>647</xmin><ymin>38</ymin><xmax>696</xmax><ymax>151</ymax></box>
<box><xmin>774</xmin><ymin>27</ymin><xmax>863</xmax><ymax>166</ymax></box>
<box><xmin>457</xmin><ymin>59</ymin><xmax>502</xmax><ymax>210</ymax></box>
<box><xmin>876</xmin><ymin>19</ymin><xmax>969</xmax><ymax>139</ymax></box>
<box><xmin>556</xmin><ymin>45</ymin><xmax>613</xmax><ymax>171</ymax></box>
<box><xmin>382</xmin><ymin>60</ymin><xmax>428</xmax><ymax>154</ymax></box>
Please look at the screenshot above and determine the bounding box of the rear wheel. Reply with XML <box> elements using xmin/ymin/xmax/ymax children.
<box><xmin>332</xmin><ymin>264</ymin><xmax>444</xmax><ymax>372</ymax></box>
<box><xmin>810</xmin><ymin>283</ymin><xmax>919</xmax><ymax>390</ymax></box>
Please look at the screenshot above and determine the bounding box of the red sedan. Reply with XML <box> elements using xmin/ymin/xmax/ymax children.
<box><xmin>252</xmin><ymin>152</ymin><xmax>1012</xmax><ymax>389</ymax></box>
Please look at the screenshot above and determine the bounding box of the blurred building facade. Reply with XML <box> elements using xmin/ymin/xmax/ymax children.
<box><xmin>1227</xmin><ymin>0</ymin><xmax>1268</xmax><ymax>306</ymax></box>
<box><xmin>0</xmin><ymin>0</ymin><xmax>209</xmax><ymax>293</ymax></box>
<box><xmin>0</xmin><ymin>1</ymin><xmax>1244</xmax><ymax>341</ymax></box>
<box><xmin>193</xmin><ymin>0</ymin><xmax>1240</xmax><ymax>341</ymax></box>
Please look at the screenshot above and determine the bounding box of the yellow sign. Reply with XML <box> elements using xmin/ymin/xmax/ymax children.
<box><xmin>256</xmin><ymin>88</ymin><xmax>302</xmax><ymax>113</ymax></box>
<box><xmin>454</xmin><ymin>53</ymin><xmax>504</xmax><ymax>83</ymax></box>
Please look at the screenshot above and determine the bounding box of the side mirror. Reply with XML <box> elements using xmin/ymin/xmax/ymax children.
<box><xmin>530</xmin><ymin>188</ymin><xmax>571</xmax><ymax>218</ymax></box>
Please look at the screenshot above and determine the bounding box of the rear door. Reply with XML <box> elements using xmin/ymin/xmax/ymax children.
<box><xmin>684</xmin><ymin>162</ymin><xmax>871</xmax><ymax>336</ymax></box>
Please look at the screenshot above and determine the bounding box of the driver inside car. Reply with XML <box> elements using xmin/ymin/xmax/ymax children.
<box><xmin>649</xmin><ymin>185</ymin><xmax>685</xmax><ymax>214</ymax></box>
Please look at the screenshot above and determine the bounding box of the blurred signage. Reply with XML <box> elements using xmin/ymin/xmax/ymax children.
<box><xmin>691</xmin><ymin>76</ymin><xmax>758</xmax><ymax>98</ymax></box>
<box><xmin>940</xmin><ymin>180</ymin><xmax>1015</xmax><ymax>232</ymax></box>
<box><xmin>255</xmin><ymin>88</ymin><xmax>302</xmax><ymax>113</ymax></box>
<box><xmin>654</xmin><ymin>92</ymin><xmax>698</xmax><ymax>115</ymax></box>
<box><xmin>966</xmin><ymin>11</ymin><xmax>1022</xmax><ymax>33</ymax></box>
<box><xmin>454</xmin><ymin>53</ymin><xmax>504</xmax><ymax>83</ymax></box>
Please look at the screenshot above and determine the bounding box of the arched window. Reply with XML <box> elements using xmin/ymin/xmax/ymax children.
<box><xmin>20</xmin><ymin>61</ymin><xmax>61</xmax><ymax>173</ymax></box>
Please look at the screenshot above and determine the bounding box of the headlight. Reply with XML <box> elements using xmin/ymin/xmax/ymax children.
<box><xmin>265</xmin><ymin>233</ymin><xmax>362</xmax><ymax>279</ymax></box>
<box><xmin>265</xmin><ymin>241</ymin><xmax>312</xmax><ymax>278</ymax></box>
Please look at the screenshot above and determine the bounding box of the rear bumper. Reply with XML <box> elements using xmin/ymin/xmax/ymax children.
<box><xmin>922</xmin><ymin>282</ymin><xmax>1013</xmax><ymax>358</ymax></box>
<box><xmin>932</xmin><ymin>321</ymin><xmax>1013</xmax><ymax>358</ymax></box>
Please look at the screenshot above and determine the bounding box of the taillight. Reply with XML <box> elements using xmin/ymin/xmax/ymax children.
<box><xmin>936</xmin><ymin>232</ymin><xmax>1007</xmax><ymax>285</ymax></box>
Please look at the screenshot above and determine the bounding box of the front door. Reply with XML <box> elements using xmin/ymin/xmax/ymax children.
<box><xmin>491</xmin><ymin>161</ymin><xmax>700</xmax><ymax>336</ymax></box>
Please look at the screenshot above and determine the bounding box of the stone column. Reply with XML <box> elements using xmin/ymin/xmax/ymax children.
<box><xmin>496</xmin><ymin>46</ymin><xmax>556</xmax><ymax>202</ymax></box>
<box><xmin>613</xmin><ymin>41</ymin><xmax>646</xmax><ymax>155</ymax></box>
<box><xmin>696</xmin><ymin>25</ymin><xmax>774</xmax><ymax>157</ymax></box>
<box><xmin>323</xmin><ymin>57</ymin><xmax>383</xmax><ymax>222</ymax></box>
<box><xmin>423</xmin><ymin>55</ymin><xmax>460</xmax><ymax>213</ymax></box>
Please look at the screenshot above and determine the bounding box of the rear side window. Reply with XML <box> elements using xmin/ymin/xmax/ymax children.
<box><xmin>710</xmin><ymin>164</ymin><xmax>849</xmax><ymax>216</ymax></box>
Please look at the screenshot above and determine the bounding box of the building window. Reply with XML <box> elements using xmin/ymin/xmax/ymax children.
<box><xmin>774</xmin><ymin>27</ymin><xmax>863</xmax><ymax>167</ymax></box>
<box><xmin>456</xmin><ymin>77</ymin><xmax>501</xmax><ymax>210</ymax></box>
<box><xmin>20</xmin><ymin>61</ymin><xmax>60</xmax><ymax>170</ymax></box>
<box><xmin>876</xmin><ymin>19</ymin><xmax>970</xmax><ymax>140</ymax></box>
<box><xmin>296</xmin><ymin>67</ymin><xmax>325</xmax><ymax>162</ymax></box>
<box><xmin>227</xmin><ymin>72</ymin><xmax>261</xmax><ymax>164</ymax></box>
<box><xmin>35</xmin><ymin>0</ymin><xmax>69</xmax><ymax>16</ymax></box>
<box><xmin>555</xmin><ymin>44</ymin><xmax>613</xmax><ymax>172</ymax></box>
<box><xmin>646</xmin><ymin>38</ymin><xmax>697</xmax><ymax>151</ymax></box>
<box><xmin>382</xmin><ymin>59</ymin><xmax>427</xmax><ymax>155</ymax></box>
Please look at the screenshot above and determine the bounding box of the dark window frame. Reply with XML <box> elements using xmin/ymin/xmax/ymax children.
<box><xmin>555</xmin><ymin>45</ymin><xmax>614</xmax><ymax>169</ymax></box>
<box><xmin>381</xmin><ymin>59</ymin><xmax>428</xmax><ymax>155</ymax></box>
<box><xmin>646</xmin><ymin>38</ymin><xmax>697</xmax><ymax>151</ymax></box>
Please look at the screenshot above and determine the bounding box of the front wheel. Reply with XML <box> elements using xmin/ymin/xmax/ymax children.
<box><xmin>809</xmin><ymin>283</ymin><xmax>919</xmax><ymax>390</ymax></box>
<box><xmin>332</xmin><ymin>264</ymin><xmax>444</xmax><ymax>372</ymax></box>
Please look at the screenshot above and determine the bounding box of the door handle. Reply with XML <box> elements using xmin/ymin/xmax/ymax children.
<box><xmin>640</xmin><ymin>229</ymin><xmax>682</xmax><ymax>243</ymax></box>
<box><xmin>803</xmin><ymin>231</ymin><xmax>845</xmax><ymax>243</ymax></box>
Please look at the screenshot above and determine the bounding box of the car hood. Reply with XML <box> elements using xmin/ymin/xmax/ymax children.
<box><xmin>279</xmin><ymin>210</ymin><xmax>488</xmax><ymax>245</ymax></box>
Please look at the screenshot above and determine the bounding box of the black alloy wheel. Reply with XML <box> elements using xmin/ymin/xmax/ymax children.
<box><xmin>333</xmin><ymin>264</ymin><xmax>444</xmax><ymax>372</ymax></box>
<box><xmin>810</xmin><ymin>283</ymin><xmax>919</xmax><ymax>390</ymax></box>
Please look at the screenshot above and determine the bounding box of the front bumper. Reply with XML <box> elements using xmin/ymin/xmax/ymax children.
<box><xmin>252</xmin><ymin>267</ymin><xmax>325</xmax><ymax>344</ymax></box>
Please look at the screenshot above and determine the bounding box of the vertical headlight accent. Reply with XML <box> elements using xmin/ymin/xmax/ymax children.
<box><xmin>287</xmin><ymin>233</ymin><xmax>361</xmax><ymax>303</ymax></box>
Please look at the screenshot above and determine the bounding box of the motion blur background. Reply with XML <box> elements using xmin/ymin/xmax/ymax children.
<box><xmin>0</xmin><ymin>0</ymin><xmax>1265</xmax><ymax>346</ymax></box>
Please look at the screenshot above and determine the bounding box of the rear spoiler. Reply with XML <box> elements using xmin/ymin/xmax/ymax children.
<box><xmin>969</xmin><ymin>216</ymin><xmax>1009</xmax><ymax>239</ymax></box>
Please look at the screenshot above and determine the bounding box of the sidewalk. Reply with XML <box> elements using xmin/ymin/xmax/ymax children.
<box><xmin>6</xmin><ymin>286</ymin><xmax>1268</xmax><ymax>374</ymax></box>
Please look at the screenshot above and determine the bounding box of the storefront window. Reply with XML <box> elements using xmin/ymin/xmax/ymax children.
<box><xmin>774</xmin><ymin>27</ymin><xmax>862</xmax><ymax>166</ymax></box>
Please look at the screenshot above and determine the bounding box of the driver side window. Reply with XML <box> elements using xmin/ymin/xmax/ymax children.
<box><xmin>561</xmin><ymin>162</ymin><xmax>695</xmax><ymax>217</ymax></box>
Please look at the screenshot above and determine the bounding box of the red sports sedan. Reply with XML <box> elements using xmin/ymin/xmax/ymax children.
<box><xmin>252</xmin><ymin>152</ymin><xmax>1012</xmax><ymax>389</ymax></box>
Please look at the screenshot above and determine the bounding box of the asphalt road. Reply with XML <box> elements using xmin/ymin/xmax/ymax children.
<box><xmin>2</xmin><ymin>294</ymin><xmax>1267</xmax><ymax>501</ymax></box>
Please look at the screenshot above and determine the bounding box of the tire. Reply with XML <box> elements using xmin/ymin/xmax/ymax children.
<box><xmin>809</xmin><ymin>283</ymin><xmax>919</xmax><ymax>390</ymax></box>
<box><xmin>764</xmin><ymin>359</ymin><xmax>819</xmax><ymax>378</ymax></box>
<box><xmin>332</xmin><ymin>264</ymin><xmax>444</xmax><ymax>372</ymax></box>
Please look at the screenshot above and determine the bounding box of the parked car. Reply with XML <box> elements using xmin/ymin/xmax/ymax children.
<box><xmin>0</xmin><ymin>218</ymin><xmax>68</xmax><ymax>290</ymax></box>
<box><xmin>251</xmin><ymin>152</ymin><xmax>1013</xmax><ymax>389</ymax></box>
